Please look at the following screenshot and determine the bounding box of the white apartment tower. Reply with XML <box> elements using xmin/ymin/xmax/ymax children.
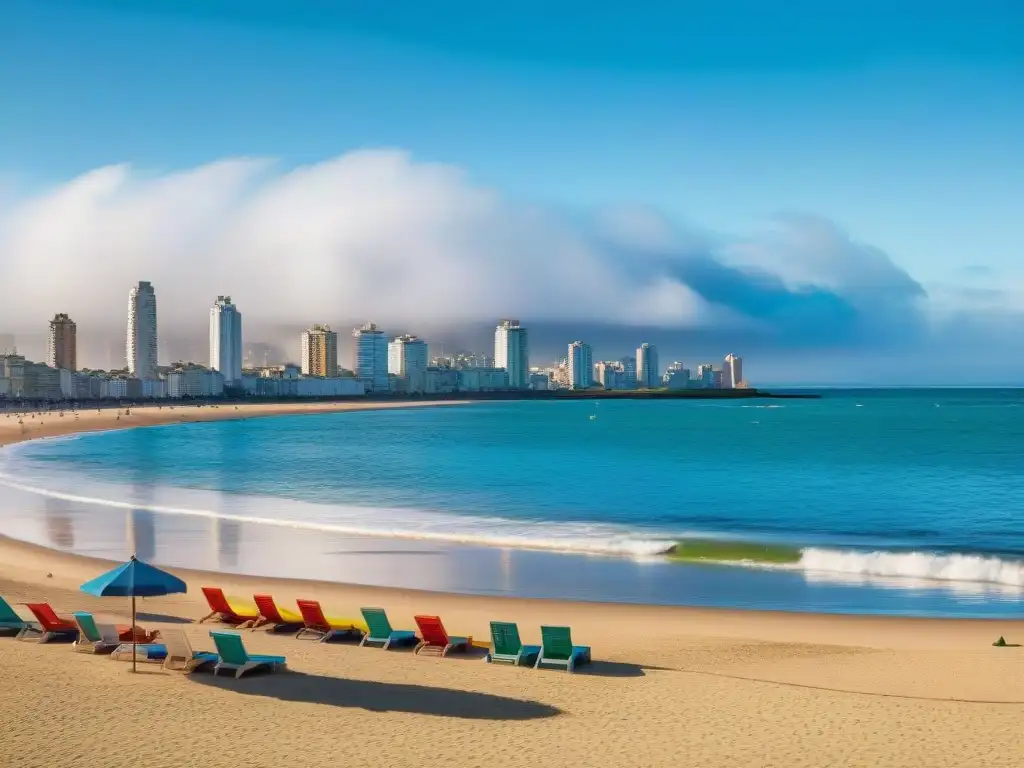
<box><xmin>209</xmin><ymin>296</ymin><xmax>243</xmax><ymax>385</ymax></box>
<box><xmin>494</xmin><ymin>319</ymin><xmax>529</xmax><ymax>389</ymax></box>
<box><xmin>723</xmin><ymin>354</ymin><xmax>743</xmax><ymax>388</ymax></box>
<box><xmin>300</xmin><ymin>325</ymin><xmax>339</xmax><ymax>377</ymax></box>
<box><xmin>353</xmin><ymin>322</ymin><xmax>390</xmax><ymax>392</ymax></box>
<box><xmin>637</xmin><ymin>343</ymin><xmax>659</xmax><ymax>389</ymax></box>
<box><xmin>127</xmin><ymin>281</ymin><xmax>158</xmax><ymax>379</ymax></box>
<box><xmin>388</xmin><ymin>334</ymin><xmax>429</xmax><ymax>394</ymax></box>
<box><xmin>567</xmin><ymin>341</ymin><xmax>593</xmax><ymax>390</ymax></box>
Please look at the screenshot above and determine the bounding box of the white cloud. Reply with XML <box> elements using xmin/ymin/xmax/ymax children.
<box><xmin>0</xmin><ymin>150</ymin><xmax>716</xmax><ymax>334</ymax></box>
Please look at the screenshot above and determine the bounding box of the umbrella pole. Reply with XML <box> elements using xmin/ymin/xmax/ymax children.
<box><xmin>132</xmin><ymin>593</ymin><xmax>137</xmax><ymax>673</ymax></box>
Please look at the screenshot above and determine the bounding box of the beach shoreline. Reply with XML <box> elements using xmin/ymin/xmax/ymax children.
<box><xmin>3</xmin><ymin>401</ymin><xmax>1024</xmax><ymax>766</ymax></box>
<box><xmin>0</xmin><ymin>398</ymin><xmax>472</xmax><ymax>449</ymax></box>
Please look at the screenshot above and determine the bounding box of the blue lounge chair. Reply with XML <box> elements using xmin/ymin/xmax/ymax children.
<box><xmin>534</xmin><ymin>625</ymin><xmax>591</xmax><ymax>673</ymax></box>
<box><xmin>209</xmin><ymin>631</ymin><xmax>286</xmax><ymax>678</ymax></box>
<box><xmin>359</xmin><ymin>608</ymin><xmax>418</xmax><ymax>650</ymax></box>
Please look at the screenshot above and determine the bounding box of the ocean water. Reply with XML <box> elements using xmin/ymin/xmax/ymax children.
<box><xmin>1</xmin><ymin>389</ymin><xmax>1022</xmax><ymax>615</ymax></box>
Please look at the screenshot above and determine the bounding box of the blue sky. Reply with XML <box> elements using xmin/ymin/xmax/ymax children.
<box><xmin>1</xmin><ymin>0</ymin><xmax>1022</xmax><ymax>381</ymax></box>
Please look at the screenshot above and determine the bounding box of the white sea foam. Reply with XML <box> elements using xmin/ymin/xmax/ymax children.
<box><xmin>0</xmin><ymin>474</ymin><xmax>676</xmax><ymax>558</ymax></box>
<box><xmin>1</xmin><ymin>464</ymin><xmax>1021</xmax><ymax>589</ymax></box>
<box><xmin>797</xmin><ymin>547</ymin><xmax>1024</xmax><ymax>588</ymax></box>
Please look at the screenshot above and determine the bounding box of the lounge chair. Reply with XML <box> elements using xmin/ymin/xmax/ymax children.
<box><xmin>209</xmin><ymin>630</ymin><xmax>286</xmax><ymax>679</ymax></box>
<box><xmin>152</xmin><ymin>629</ymin><xmax>219</xmax><ymax>672</ymax></box>
<box><xmin>413</xmin><ymin>615</ymin><xmax>472</xmax><ymax>657</ymax></box>
<box><xmin>359</xmin><ymin>607</ymin><xmax>418</xmax><ymax>650</ymax></box>
<box><xmin>72</xmin><ymin>612</ymin><xmax>123</xmax><ymax>654</ymax></box>
<box><xmin>197</xmin><ymin>587</ymin><xmax>260</xmax><ymax>626</ymax></box>
<box><xmin>250</xmin><ymin>594</ymin><xmax>304</xmax><ymax>632</ymax></box>
<box><xmin>295</xmin><ymin>599</ymin><xmax>366</xmax><ymax>642</ymax></box>
<box><xmin>486</xmin><ymin>621</ymin><xmax>540</xmax><ymax>666</ymax></box>
<box><xmin>18</xmin><ymin>603</ymin><xmax>79</xmax><ymax>643</ymax></box>
<box><xmin>110</xmin><ymin>642</ymin><xmax>169</xmax><ymax>664</ymax></box>
<box><xmin>534</xmin><ymin>625</ymin><xmax>591</xmax><ymax>673</ymax></box>
<box><xmin>0</xmin><ymin>595</ymin><xmax>29</xmax><ymax>635</ymax></box>
<box><xmin>73</xmin><ymin>611</ymin><xmax>159</xmax><ymax>654</ymax></box>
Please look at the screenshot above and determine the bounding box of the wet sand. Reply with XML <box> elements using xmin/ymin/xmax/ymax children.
<box><xmin>1</xmin><ymin>401</ymin><xmax>1024</xmax><ymax>766</ymax></box>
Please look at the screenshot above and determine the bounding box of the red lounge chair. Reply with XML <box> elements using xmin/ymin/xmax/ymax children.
<box><xmin>413</xmin><ymin>615</ymin><xmax>472</xmax><ymax>657</ymax></box>
<box><xmin>295</xmin><ymin>599</ymin><xmax>366</xmax><ymax>642</ymax></box>
<box><xmin>197</xmin><ymin>587</ymin><xmax>259</xmax><ymax>626</ymax></box>
<box><xmin>250</xmin><ymin>594</ymin><xmax>304</xmax><ymax>632</ymax></box>
<box><xmin>19</xmin><ymin>602</ymin><xmax>80</xmax><ymax>643</ymax></box>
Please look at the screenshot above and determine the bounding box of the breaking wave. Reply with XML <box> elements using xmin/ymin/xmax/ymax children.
<box><xmin>796</xmin><ymin>547</ymin><xmax>1024</xmax><ymax>589</ymax></box>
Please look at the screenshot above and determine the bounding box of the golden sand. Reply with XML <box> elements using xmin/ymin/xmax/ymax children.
<box><xmin>0</xmin><ymin>399</ymin><xmax>469</xmax><ymax>449</ymax></box>
<box><xmin>1</xmin><ymin>402</ymin><xmax>1023</xmax><ymax>767</ymax></box>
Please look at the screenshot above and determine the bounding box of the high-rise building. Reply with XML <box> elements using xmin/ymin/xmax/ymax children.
<box><xmin>665</xmin><ymin>362</ymin><xmax>691</xmax><ymax>390</ymax></box>
<box><xmin>47</xmin><ymin>313</ymin><xmax>77</xmax><ymax>370</ymax></box>
<box><xmin>723</xmin><ymin>354</ymin><xmax>744</xmax><ymax>388</ymax></box>
<box><xmin>636</xmin><ymin>343</ymin><xmax>659</xmax><ymax>389</ymax></box>
<box><xmin>595</xmin><ymin>361</ymin><xmax>624</xmax><ymax>389</ymax></box>
<box><xmin>567</xmin><ymin>341</ymin><xmax>593</xmax><ymax>390</ymax></box>
<box><xmin>388</xmin><ymin>334</ymin><xmax>429</xmax><ymax>394</ymax></box>
<box><xmin>494</xmin><ymin>319</ymin><xmax>529</xmax><ymax>389</ymax></box>
<box><xmin>127</xmin><ymin>281</ymin><xmax>158</xmax><ymax>379</ymax></box>
<box><xmin>697</xmin><ymin>363</ymin><xmax>716</xmax><ymax>387</ymax></box>
<box><xmin>353</xmin><ymin>322</ymin><xmax>389</xmax><ymax>392</ymax></box>
<box><xmin>300</xmin><ymin>324</ymin><xmax>338</xmax><ymax>377</ymax></box>
<box><xmin>619</xmin><ymin>355</ymin><xmax>638</xmax><ymax>388</ymax></box>
<box><xmin>209</xmin><ymin>296</ymin><xmax>242</xmax><ymax>385</ymax></box>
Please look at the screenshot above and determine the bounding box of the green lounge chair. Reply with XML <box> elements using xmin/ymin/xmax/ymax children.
<box><xmin>486</xmin><ymin>621</ymin><xmax>540</xmax><ymax>666</ymax></box>
<box><xmin>0</xmin><ymin>595</ymin><xmax>29</xmax><ymax>635</ymax></box>
<box><xmin>72</xmin><ymin>612</ymin><xmax>122</xmax><ymax>654</ymax></box>
<box><xmin>358</xmin><ymin>608</ymin><xmax>418</xmax><ymax>650</ymax></box>
<box><xmin>534</xmin><ymin>625</ymin><xmax>591</xmax><ymax>673</ymax></box>
<box><xmin>209</xmin><ymin>630</ymin><xmax>286</xmax><ymax>679</ymax></box>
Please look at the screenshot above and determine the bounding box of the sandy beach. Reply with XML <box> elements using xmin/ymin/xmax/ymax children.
<box><xmin>0</xmin><ymin>399</ymin><xmax>470</xmax><ymax>449</ymax></box>
<box><xmin>1</xmin><ymin>402</ymin><xmax>1023</xmax><ymax>767</ymax></box>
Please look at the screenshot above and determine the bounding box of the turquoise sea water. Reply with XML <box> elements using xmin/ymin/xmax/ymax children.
<box><xmin>1</xmin><ymin>389</ymin><xmax>1022</xmax><ymax>614</ymax></box>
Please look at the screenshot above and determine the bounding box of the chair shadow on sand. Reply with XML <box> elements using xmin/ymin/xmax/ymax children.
<box><xmin>572</xmin><ymin>660</ymin><xmax>675</xmax><ymax>678</ymax></box>
<box><xmin>190</xmin><ymin>671</ymin><xmax>561</xmax><ymax>721</ymax></box>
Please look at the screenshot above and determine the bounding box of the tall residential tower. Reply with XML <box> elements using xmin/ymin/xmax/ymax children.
<box><xmin>636</xmin><ymin>343</ymin><xmax>659</xmax><ymax>389</ymax></box>
<box><xmin>494</xmin><ymin>319</ymin><xmax>529</xmax><ymax>389</ymax></box>
<box><xmin>567</xmin><ymin>341</ymin><xmax>593</xmax><ymax>390</ymax></box>
<box><xmin>388</xmin><ymin>334</ymin><xmax>428</xmax><ymax>394</ymax></box>
<box><xmin>127</xmin><ymin>281</ymin><xmax>158</xmax><ymax>379</ymax></box>
<box><xmin>47</xmin><ymin>313</ymin><xmax>77</xmax><ymax>370</ymax></box>
<box><xmin>209</xmin><ymin>296</ymin><xmax>243</xmax><ymax>385</ymax></box>
<box><xmin>300</xmin><ymin>325</ymin><xmax>338</xmax><ymax>377</ymax></box>
<box><xmin>723</xmin><ymin>354</ymin><xmax>744</xmax><ymax>388</ymax></box>
<box><xmin>353</xmin><ymin>322</ymin><xmax>389</xmax><ymax>392</ymax></box>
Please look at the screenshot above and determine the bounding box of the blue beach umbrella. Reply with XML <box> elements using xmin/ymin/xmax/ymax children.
<box><xmin>81</xmin><ymin>555</ymin><xmax>187</xmax><ymax>672</ymax></box>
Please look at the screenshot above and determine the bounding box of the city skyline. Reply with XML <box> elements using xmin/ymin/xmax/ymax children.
<box><xmin>4</xmin><ymin>282</ymin><xmax>753</xmax><ymax>399</ymax></box>
<box><xmin>1</xmin><ymin>276</ymin><xmax>753</xmax><ymax>402</ymax></box>
<box><xmin>11</xmin><ymin>284</ymin><xmax>747</xmax><ymax>386</ymax></box>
